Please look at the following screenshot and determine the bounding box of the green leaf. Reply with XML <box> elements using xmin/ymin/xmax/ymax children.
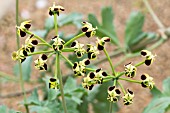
<box><xmin>64</xmin><ymin>77</ymin><xmax>77</xmax><ymax>93</ymax></box>
<box><xmin>13</xmin><ymin>56</ymin><xmax>32</xmax><ymax>81</ymax></box>
<box><xmin>45</xmin><ymin>16</ymin><xmax>54</xmax><ymax>30</ymax></box>
<box><xmin>32</xmin><ymin>30</ymin><xmax>48</xmax><ymax>39</ymax></box>
<box><xmin>30</xmin><ymin>106</ymin><xmax>51</xmax><ymax>113</ymax></box>
<box><xmin>58</xmin><ymin>13</ymin><xmax>83</xmax><ymax>27</ymax></box>
<box><xmin>150</xmin><ymin>86</ymin><xmax>162</xmax><ymax>98</ymax></box>
<box><xmin>143</xmin><ymin>97</ymin><xmax>170</xmax><ymax>113</ymax></box>
<box><xmin>88</xmin><ymin>6</ymin><xmax>119</xmax><ymax>45</ymax></box>
<box><xmin>125</xmin><ymin>11</ymin><xmax>145</xmax><ymax>49</ymax></box>
<box><xmin>162</xmin><ymin>77</ymin><xmax>170</xmax><ymax>96</ymax></box>
<box><xmin>88</xmin><ymin>14</ymin><xmax>100</xmax><ymax>27</ymax></box>
<box><xmin>48</xmin><ymin>89</ymin><xmax>59</xmax><ymax>101</ymax></box>
<box><xmin>0</xmin><ymin>105</ymin><xmax>7</xmax><ymax>113</ymax></box>
<box><xmin>27</xmin><ymin>89</ymin><xmax>40</xmax><ymax>105</ymax></box>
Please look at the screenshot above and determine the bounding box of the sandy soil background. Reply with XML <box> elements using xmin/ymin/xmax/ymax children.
<box><xmin>0</xmin><ymin>0</ymin><xmax>170</xmax><ymax>113</ymax></box>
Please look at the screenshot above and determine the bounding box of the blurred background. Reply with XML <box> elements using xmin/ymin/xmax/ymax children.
<box><xmin>0</xmin><ymin>0</ymin><xmax>170</xmax><ymax>113</ymax></box>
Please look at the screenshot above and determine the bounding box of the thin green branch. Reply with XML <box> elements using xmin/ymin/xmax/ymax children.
<box><xmin>117</xmin><ymin>81</ymin><xmax>126</xmax><ymax>94</ymax></box>
<box><xmin>25</xmin><ymin>30</ymin><xmax>52</xmax><ymax>48</ymax></box>
<box><xmin>64</xmin><ymin>32</ymin><xmax>85</xmax><ymax>46</ymax></box>
<box><xmin>119</xmin><ymin>77</ymin><xmax>142</xmax><ymax>84</ymax></box>
<box><xmin>103</xmin><ymin>48</ymin><xmax>115</xmax><ymax>75</ymax></box>
<box><xmin>16</xmin><ymin>0</ymin><xmax>29</xmax><ymax>112</ymax></box>
<box><xmin>60</xmin><ymin>53</ymin><xmax>73</xmax><ymax>66</ymax></box>
<box><xmin>28</xmin><ymin>50</ymin><xmax>54</xmax><ymax>56</ymax></box>
<box><xmin>0</xmin><ymin>71</ymin><xmax>18</xmax><ymax>82</ymax></box>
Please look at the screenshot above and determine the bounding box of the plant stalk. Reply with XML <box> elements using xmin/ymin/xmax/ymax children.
<box><xmin>64</xmin><ymin>32</ymin><xmax>85</xmax><ymax>46</ymax></box>
<box><xmin>54</xmin><ymin>13</ymin><xmax>67</xmax><ymax>113</ymax></box>
<box><xmin>16</xmin><ymin>0</ymin><xmax>29</xmax><ymax>112</ymax></box>
<box><xmin>103</xmin><ymin>48</ymin><xmax>115</xmax><ymax>75</ymax></box>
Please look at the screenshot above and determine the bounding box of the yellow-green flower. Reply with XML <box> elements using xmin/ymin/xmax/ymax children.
<box><xmin>72</xmin><ymin>59</ymin><xmax>90</xmax><ymax>76</ymax></box>
<box><xmin>17</xmin><ymin>20</ymin><xmax>31</xmax><ymax>37</ymax></box>
<box><xmin>34</xmin><ymin>54</ymin><xmax>48</xmax><ymax>71</ymax></box>
<box><xmin>140</xmin><ymin>73</ymin><xmax>155</xmax><ymax>89</ymax></box>
<box><xmin>96</xmin><ymin>37</ymin><xmax>110</xmax><ymax>50</ymax></box>
<box><xmin>71</xmin><ymin>41</ymin><xmax>86</xmax><ymax>58</ymax></box>
<box><xmin>124</xmin><ymin>62</ymin><xmax>137</xmax><ymax>78</ymax></box>
<box><xmin>141</xmin><ymin>50</ymin><xmax>156</xmax><ymax>66</ymax></box>
<box><xmin>49</xmin><ymin>78</ymin><xmax>59</xmax><ymax>89</ymax></box>
<box><xmin>86</xmin><ymin>44</ymin><xmax>99</xmax><ymax>60</ymax></box>
<box><xmin>81</xmin><ymin>21</ymin><xmax>97</xmax><ymax>38</ymax></box>
<box><xmin>92</xmin><ymin>68</ymin><xmax>108</xmax><ymax>84</ymax></box>
<box><xmin>51</xmin><ymin>35</ymin><xmax>65</xmax><ymax>51</ymax></box>
<box><xmin>107</xmin><ymin>86</ymin><xmax>121</xmax><ymax>102</ymax></box>
<box><xmin>122</xmin><ymin>89</ymin><xmax>134</xmax><ymax>105</ymax></box>
<box><xmin>49</xmin><ymin>2</ymin><xmax>65</xmax><ymax>16</ymax></box>
<box><xmin>82</xmin><ymin>76</ymin><xmax>94</xmax><ymax>90</ymax></box>
<box><xmin>12</xmin><ymin>46</ymin><xmax>28</xmax><ymax>63</ymax></box>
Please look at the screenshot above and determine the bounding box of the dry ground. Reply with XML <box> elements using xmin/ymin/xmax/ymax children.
<box><xmin>0</xmin><ymin>0</ymin><xmax>170</xmax><ymax>113</ymax></box>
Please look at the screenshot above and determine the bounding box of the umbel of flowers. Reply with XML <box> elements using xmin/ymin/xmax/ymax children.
<box><xmin>12</xmin><ymin>2</ymin><xmax>156</xmax><ymax>109</ymax></box>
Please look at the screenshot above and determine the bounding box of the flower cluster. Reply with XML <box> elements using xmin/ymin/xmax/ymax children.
<box><xmin>51</xmin><ymin>35</ymin><xmax>65</xmax><ymax>51</ymax></box>
<box><xmin>124</xmin><ymin>62</ymin><xmax>137</xmax><ymax>78</ymax></box>
<box><xmin>82</xmin><ymin>68</ymin><xmax>108</xmax><ymax>90</ymax></box>
<box><xmin>81</xmin><ymin>22</ymin><xmax>97</xmax><ymax>38</ymax></box>
<box><xmin>122</xmin><ymin>89</ymin><xmax>134</xmax><ymax>105</ymax></box>
<box><xmin>49</xmin><ymin>2</ymin><xmax>65</xmax><ymax>16</ymax></box>
<box><xmin>71</xmin><ymin>41</ymin><xmax>86</xmax><ymax>58</ymax></box>
<box><xmin>17</xmin><ymin>20</ymin><xmax>31</xmax><ymax>37</ymax></box>
<box><xmin>12</xmin><ymin>30</ymin><xmax>38</xmax><ymax>63</ymax></box>
<box><xmin>34</xmin><ymin>54</ymin><xmax>48</xmax><ymax>71</ymax></box>
<box><xmin>141</xmin><ymin>50</ymin><xmax>156</xmax><ymax>66</ymax></box>
<box><xmin>72</xmin><ymin>59</ymin><xmax>90</xmax><ymax>76</ymax></box>
<box><xmin>49</xmin><ymin>77</ymin><xmax>59</xmax><ymax>89</ymax></box>
<box><xmin>107</xmin><ymin>86</ymin><xmax>121</xmax><ymax>102</ymax></box>
<box><xmin>141</xmin><ymin>73</ymin><xmax>155</xmax><ymax>89</ymax></box>
<box><xmin>96</xmin><ymin>37</ymin><xmax>110</xmax><ymax>50</ymax></box>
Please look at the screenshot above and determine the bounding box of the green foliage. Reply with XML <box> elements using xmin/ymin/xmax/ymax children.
<box><xmin>13</xmin><ymin>56</ymin><xmax>32</xmax><ymax>81</ymax></box>
<box><xmin>88</xmin><ymin>6</ymin><xmax>119</xmax><ymax>46</ymax></box>
<box><xmin>0</xmin><ymin>105</ymin><xmax>21</xmax><ymax>113</ymax></box>
<box><xmin>143</xmin><ymin>77</ymin><xmax>170</xmax><ymax>113</ymax></box>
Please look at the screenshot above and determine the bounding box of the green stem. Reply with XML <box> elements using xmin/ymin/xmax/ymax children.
<box><xmin>117</xmin><ymin>81</ymin><xmax>126</xmax><ymax>94</ymax></box>
<box><xmin>93</xmin><ymin>48</ymin><xmax>123</xmax><ymax>65</ymax></box>
<box><xmin>25</xmin><ymin>30</ymin><xmax>52</xmax><ymax>48</ymax></box>
<box><xmin>54</xmin><ymin>14</ymin><xmax>58</xmax><ymax>35</ymax></box>
<box><xmin>38</xmin><ymin>43</ymin><xmax>50</xmax><ymax>46</ymax></box>
<box><xmin>109</xmin><ymin>102</ymin><xmax>113</xmax><ymax>113</ymax></box>
<box><xmin>103</xmin><ymin>48</ymin><xmax>115</xmax><ymax>75</ymax></box>
<box><xmin>53</xmin><ymin>13</ymin><xmax>67</xmax><ymax>113</ymax></box>
<box><xmin>116</xmin><ymin>72</ymin><xmax>125</xmax><ymax>78</ymax></box>
<box><xmin>148</xmin><ymin>38</ymin><xmax>165</xmax><ymax>50</ymax></box>
<box><xmin>16</xmin><ymin>0</ymin><xmax>29</xmax><ymax>112</ymax></box>
<box><xmin>56</xmin><ymin>53</ymin><xmax>68</xmax><ymax>113</ymax></box>
<box><xmin>48</xmin><ymin>52</ymin><xmax>55</xmax><ymax>58</ymax></box>
<box><xmin>28</xmin><ymin>50</ymin><xmax>54</xmax><ymax>56</ymax></box>
<box><xmin>62</xmin><ymin>48</ymin><xmax>75</xmax><ymax>52</ymax></box>
<box><xmin>64</xmin><ymin>32</ymin><xmax>85</xmax><ymax>46</ymax></box>
<box><xmin>135</xmin><ymin>61</ymin><xmax>145</xmax><ymax>67</ymax></box>
<box><xmin>119</xmin><ymin>77</ymin><xmax>142</xmax><ymax>84</ymax></box>
<box><xmin>60</xmin><ymin>53</ymin><xmax>73</xmax><ymax>66</ymax></box>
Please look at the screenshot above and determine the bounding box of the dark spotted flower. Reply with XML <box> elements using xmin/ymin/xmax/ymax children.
<box><xmin>34</xmin><ymin>54</ymin><xmax>48</xmax><ymax>71</ymax></box>
<box><xmin>12</xmin><ymin>46</ymin><xmax>28</xmax><ymax>63</ymax></box>
<box><xmin>86</xmin><ymin>44</ymin><xmax>99</xmax><ymax>60</ymax></box>
<box><xmin>17</xmin><ymin>20</ymin><xmax>31</xmax><ymax>37</ymax></box>
<box><xmin>81</xmin><ymin>21</ymin><xmax>97</xmax><ymax>38</ymax></box>
<box><xmin>124</xmin><ymin>62</ymin><xmax>137</xmax><ymax>78</ymax></box>
<box><xmin>49</xmin><ymin>77</ymin><xmax>59</xmax><ymax>89</ymax></box>
<box><xmin>49</xmin><ymin>2</ymin><xmax>65</xmax><ymax>16</ymax></box>
<box><xmin>72</xmin><ymin>59</ymin><xmax>90</xmax><ymax>76</ymax></box>
<box><xmin>92</xmin><ymin>68</ymin><xmax>108</xmax><ymax>84</ymax></box>
<box><xmin>51</xmin><ymin>35</ymin><xmax>65</xmax><ymax>51</ymax></box>
<box><xmin>141</xmin><ymin>50</ymin><xmax>156</xmax><ymax>66</ymax></box>
<box><xmin>122</xmin><ymin>89</ymin><xmax>134</xmax><ymax>105</ymax></box>
<box><xmin>24</xmin><ymin>34</ymin><xmax>38</xmax><ymax>53</ymax></box>
<box><xmin>82</xmin><ymin>75</ymin><xmax>94</xmax><ymax>90</ymax></box>
<box><xmin>140</xmin><ymin>73</ymin><xmax>155</xmax><ymax>89</ymax></box>
<box><xmin>107</xmin><ymin>86</ymin><xmax>121</xmax><ymax>102</ymax></box>
<box><xmin>71</xmin><ymin>41</ymin><xmax>86</xmax><ymax>58</ymax></box>
<box><xmin>96</xmin><ymin>37</ymin><xmax>110</xmax><ymax>50</ymax></box>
